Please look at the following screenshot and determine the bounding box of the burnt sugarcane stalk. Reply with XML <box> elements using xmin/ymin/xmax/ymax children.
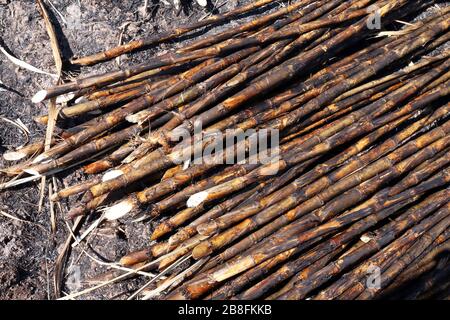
<box><xmin>336</xmin><ymin>50</ymin><xmax>450</xmax><ymax>101</ymax></box>
<box><xmin>241</xmin><ymin>197</ymin><xmax>418</xmax><ymax>300</ymax></box>
<box><xmin>195</xmin><ymin>111</ymin><xmax>410</xmax><ymax>239</ymax></box>
<box><xmin>187</xmin><ymin>69</ymin><xmax>450</xmax><ymax>221</ymax></box>
<box><xmin>70</xmin><ymin>0</ymin><xmax>285</xmax><ymax>65</ymax></box>
<box><xmin>378</xmin><ymin>229</ymin><xmax>450</xmax><ymax>299</ymax></box>
<box><xmin>147</xmin><ymin>37</ymin><xmax>374</xmax><ymax>156</ymax></box>
<box><xmin>32</xmin><ymin>0</ymin><xmax>389</xmax><ymax>104</ymax></box>
<box><xmin>209</xmin><ymin>236</ymin><xmax>328</xmax><ymax>300</ymax></box>
<box><xmin>314</xmin><ymin>191</ymin><xmax>450</xmax><ymax>300</ymax></box>
<box><xmin>151</xmin><ymin>159</ymin><xmax>308</xmax><ymax>242</ymax></box>
<box><xmin>31</xmin><ymin>50</ymin><xmax>268</xmax><ymax>164</ymax></box>
<box><xmin>99</xmin><ymin>126</ymin><xmax>319</xmax><ymax>221</ymax></box>
<box><xmin>314</xmin><ymin>230</ymin><xmax>418</xmax><ymax>300</ymax></box>
<box><xmin>338</xmin><ymin>227</ymin><xmax>450</xmax><ymax>300</ymax></box>
<box><xmin>167</xmin><ymin>180</ymin><xmax>448</xmax><ymax>300</ymax></box>
<box><xmin>254</xmin><ymin>23</ymin><xmax>449</xmax><ymax>141</ymax></box>
<box><xmin>277</xmin><ymin>201</ymin><xmax>450</xmax><ymax>300</ymax></box>
<box><xmin>126</xmin><ymin>4</ymin><xmax>356</xmax><ymax>161</ymax></box>
<box><xmin>190</xmin><ymin>115</ymin><xmax>450</xmax><ymax>265</ymax></box>
<box><xmin>162</xmin><ymin>163</ymin><xmax>308</xmax><ymax>250</ymax></box>
<box><xmin>82</xmin><ymin>139</ymin><xmax>138</xmax><ymax>174</ymax></box>
<box><xmin>264</xmin><ymin>191</ymin><xmax>450</xmax><ymax>300</ymax></box>
<box><xmin>179</xmin><ymin>0</ymin><xmax>329</xmax><ymax>53</ymax></box>
<box><xmin>147</xmin><ymin>182</ymin><xmax>271</xmax><ymax>258</ymax></box>
<box><xmin>193</xmin><ymin>131</ymin><xmax>450</xmax><ymax>263</ymax></box>
<box><xmin>33</xmin><ymin>73</ymin><xmax>178</xmax><ymax>124</ymax></box>
<box><xmin>357</xmin><ymin>209</ymin><xmax>450</xmax><ymax>300</ymax></box>
<box><xmin>194</xmin><ymin>111</ymin><xmax>446</xmax><ymax>268</ymax></box>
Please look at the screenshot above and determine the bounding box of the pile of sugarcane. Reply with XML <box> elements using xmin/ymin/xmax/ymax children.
<box><xmin>1</xmin><ymin>0</ymin><xmax>450</xmax><ymax>300</ymax></box>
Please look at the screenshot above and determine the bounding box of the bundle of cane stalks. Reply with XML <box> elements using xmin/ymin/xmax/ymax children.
<box><xmin>2</xmin><ymin>0</ymin><xmax>450</xmax><ymax>300</ymax></box>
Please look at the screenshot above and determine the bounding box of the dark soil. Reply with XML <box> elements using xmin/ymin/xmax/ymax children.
<box><xmin>0</xmin><ymin>0</ymin><xmax>260</xmax><ymax>300</ymax></box>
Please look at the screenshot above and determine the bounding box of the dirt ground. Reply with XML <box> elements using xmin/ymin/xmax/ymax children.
<box><xmin>0</xmin><ymin>0</ymin><xmax>262</xmax><ymax>300</ymax></box>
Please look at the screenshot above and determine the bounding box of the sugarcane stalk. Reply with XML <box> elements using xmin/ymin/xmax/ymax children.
<box><xmin>167</xmin><ymin>177</ymin><xmax>446</xmax><ymax>300</ymax></box>
<box><xmin>164</xmin><ymin>164</ymin><xmax>305</xmax><ymax>248</ymax></box>
<box><xmin>150</xmin><ymin>177</ymin><xmax>279</xmax><ymax>242</ymax></box>
<box><xmin>209</xmin><ymin>237</ymin><xmax>326</xmax><ymax>300</ymax></box>
<box><xmin>82</xmin><ymin>139</ymin><xmax>137</xmax><ymax>174</ymax></box>
<box><xmin>30</xmin><ymin>54</ymin><xmax>233</xmax><ymax>166</ymax></box>
<box><xmin>188</xmin><ymin>123</ymin><xmax>450</xmax><ymax>289</ymax></box>
<box><xmin>336</xmin><ymin>50</ymin><xmax>450</xmax><ymax>101</ymax></box>
<box><xmin>188</xmin><ymin>71</ymin><xmax>449</xmax><ymax>229</ymax></box>
<box><xmin>196</xmin><ymin>134</ymin><xmax>450</xmax><ymax>268</ymax></box>
<box><xmin>314</xmin><ymin>229</ymin><xmax>418</xmax><ymax>300</ymax></box>
<box><xmin>195</xmin><ymin>111</ymin><xmax>448</xmax><ymax>269</ymax></box>
<box><xmin>195</xmin><ymin>112</ymin><xmax>405</xmax><ymax>237</ymax></box>
<box><xmin>357</xmin><ymin>210</ymin><xmax>450</xmax><ymax>299</ymax></box>
<box><xmin>277</xmin><ymin>202</ymin><xmax>450</xmax><ymax>300</ymax></box>
<box><xmin>238</xmin><ymin>241</ymin><xmax>346</xmax><ymax>300</ymax></box>
<box><xmin>70</xmin><ymin>0</ymin><xmax>281</xmax><ymax>66</ymax></box>
<box><xmin>33</xmin><ymin>73</ymin><xmax>177</xmax><ymax>124</ymax></box>
<box><xmin>179</xmin><ymin>0</ymin><xmax>327</xmax><ymax>53</ymax></box>
<box><xmin>340</xmin><ymin>228</ymin><xmax>450</xmax><ymax>300</ymax></box>
<box><xmin>33</xmin><ymin>0</ymin><xmax>389</xmax><ymax>103</ymax></box>
<box><xmin>405</xmin><ymin>264</ymin><xmax>450</xmax><ymax>300</ymax></box>
<box><xmin>242</xmin><ymin>189</ymin><xmax>446</xmax><ymax>300</ymax></box>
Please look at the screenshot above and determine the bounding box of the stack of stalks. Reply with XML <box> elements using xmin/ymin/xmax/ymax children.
<box><xmin>1</xmin><ymin>0</ymin><xmax>449</xmax><ymax>300</ymax></box>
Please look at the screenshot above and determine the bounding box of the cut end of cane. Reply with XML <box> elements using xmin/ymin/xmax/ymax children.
<box><xmin>23</xmin><ymin>167</ymin><xmax>41</xmax><ymax>176</ymax></box>
<box><xmin>122</xmin><ymin>154</ymin><xmax>136</xmax><ymax>164</ymax></box>
<box><xmin>119</xmin><ymin>249</ymin><xmax>151</xmax><ymax>266</ymax></box>
<box><xmin>56</xmin><ymin>93</ymin><xmax>75</xmax><ymax>104</ymax></box>
<box><xmin>3</xmin><ymin>150</ymin><xmax>27</xmax><ymax>161</ymax></box>
<box><xmin>125</xmin><ymin>113</ymin><xmax>142</xmax><ymax>124</ymax></box>
<box><xmin>104</xmin><ymin>200</ymin><xmax>133</xmax><ymax>221</ymax></box>
<box><xmin>151</xmin><ymin>222</ymin><xmax>172</xmax><ymax>241</ymax></box>
<box><xmin>32</xmin><ymin>90</ymin><xmax>48</xmax><ymax>103</ymax></box>
<box><xmin>34</xmin><ymin>115</ymin><xmax>48</xmax><ymax>125</ymax></box>
<box><xmin>196</xmin><ymin>221</ymin><xmax>218</xmax><ymax>236</ymax></box>
<box><xmin>360</xmin><ymin>235</ymin><xmax>373</xmax><ymax>243</ymax></box>
<box><xmin>168</xmin><ymin>230</ymin><xmax>188</xmax><ymax>247</ymax></box>
<box><xmin>32</xmin><ymin>153</ymin><xmax>50</xmax><ymax>164</ymax></box>
<box><xmin>196</xmin><ymin>0</ymin><xmax>207</xmax><ymax>7</ymax></box>
<box><xmin>192</xmin><ymin>242</ymin><xmax>213</xmax><ymax>260</ymax></box>
<box><xmin>187</xmin><ymin>191</ymin><xmax>209</xmax><ymax>208</ymax></box>
<box><xmin>74</xmin><ymin>96</ymin><xmax>88</xmax><ymax>104</ymax></box>
<box><xmin>102</xmin><ymin>169</ymin><xmax>124</xmax><ymax>182</ymax></box>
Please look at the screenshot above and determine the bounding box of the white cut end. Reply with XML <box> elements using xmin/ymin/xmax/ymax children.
<box><xmin>125</xmin><ymin>113</ymin><xmax>142</xmax><ymax>123</ymax></box>
<box><xmin>3</xmin><ymin>151</ymin><xmax>26</xmax><ymax>161</ymax></box>
<box><xmin>32</xmin><ymin>153</ymin><xmax>49</xmax><ymax>164</ymax></box>
<box><xmin>102</xmin><ymin>169</ymin><xmax>123</xmax><ymax>182</ymax></box>
<box><xmin>23</xmin><ymin>168</ymin><xmax>41</xmax><ymax>176</ymax></box>
<box><xmin>31</xmin><ymin>90</ymin><xmax>48</xmax><ymax>103</ymax></box>
<box><xmin>183</xmin><ymin>159</ymin><xmax>190</xmax><ymax>170</ymax></box>
<box><xmin>196</xmin><ymin>0</ymin><xmax>207</xmax><ymax>7</ymax></box>
<box><xmin>187</xmin><ymin>191</ymin><xmax>209</xmax><ymax>208</ymax></box>
<box><xmin>360</xmin><ymin>235</ymin><xmax>372</xmax><ymax>243</ymax></box>
<box><xmin>122</xmin><ymin>154</ymin><xmax>135</xmax><ymax>164</ymax></box>
<box><xmin>56</xmin><ymin>93</ymin><xmax>75</xmax><ymax>104</ymax></box>
<box><xmin>104</xmin><ymin>200</ymin><xmax>134</xmax><ymax>221</ymax></box>
<box><xmin>74</xmin><ymin>96</ymin><xmax>88</xmax><ymax>104</ymax></box>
